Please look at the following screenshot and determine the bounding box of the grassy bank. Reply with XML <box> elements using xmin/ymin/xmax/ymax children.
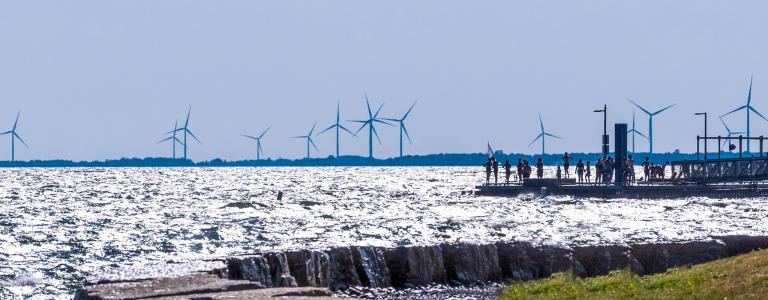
<box><xmin>501</xmin><ymin>248</ymin><xmax>768</xmax><ymax>299</ymax></box>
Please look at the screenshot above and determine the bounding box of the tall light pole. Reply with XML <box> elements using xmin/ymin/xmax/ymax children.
<box><xmin>695</xmin><ymin>112</ymin><xmax>707</xmax><ymax>160</ymax></box>
<box><xmin>594</xmin><ymin>105</ymin><xmax>608</xmax><ymax>159</ymax></box>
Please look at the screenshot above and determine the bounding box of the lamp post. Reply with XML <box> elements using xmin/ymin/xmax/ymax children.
<box><xmin>594</xmin><ymin>105</ymin><xmax>608</xmax><ymax>159</ymax></box>
<box><xmin>695</xmin><ymin>112</ymin><xmax>707</xmax><ymax>160</ymax></box>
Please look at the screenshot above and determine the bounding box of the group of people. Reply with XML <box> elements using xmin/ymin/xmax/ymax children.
<box><xmin>484</xmin><ymin>153</ymin><xmax>671</xmax><ymax>185</ymax></box>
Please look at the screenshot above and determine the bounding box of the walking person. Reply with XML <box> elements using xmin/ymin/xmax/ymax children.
<box><xmin>492</xmin><ymin>157</ymin><xmax>499</xmax><ymax>184</ymax></box>
<box><xmin>563</xmin><ymin>152</ymin><xmax>571</xmax><ymax>178</ymax></box>
<box><xmin>504</xmin><ymin>160</ymin><xmax>512</xmax><ymax>183</ymax></box>
<box><xmin>576</xmin><ymin>159</ymin><xmax>585</xmax><ymax>184</ymax></box>
<box><xmin>585</xmin><ymin>161</ymin><xmax>592</xmax><ymax>183</ymax></box>
<box><xmin>484</xmin><ymin>158</ymin><xmax>492</xmax><ymax>184</ymax></box>
<box><xmin>536</xmin><ymin>158</ymin><xmax>544</xmax><ymax>179</ymax></box>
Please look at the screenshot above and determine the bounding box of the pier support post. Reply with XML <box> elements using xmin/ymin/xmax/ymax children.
<box><xmin>717</xmin><ymin>136</ymin><xmax>721</xmax><ymax>159</ymax></box>
<box><xmin>739</xmin><ymin>136</ymin><xmax>743</xmax><ymax>159</ymax></box>
<box><xmin>761</xmin><ymin>136</ymin><xmax>764</xmax><ymax>157</ymax></box>
<box><xmin>697</xmin><ymin>135</ymin><xmax>700</xmax><ymax>160</ymax></box>
<box><xmin>615</xmin><ymin>123</ymin><xmax>628</xmax><ymax>187</ymax></box>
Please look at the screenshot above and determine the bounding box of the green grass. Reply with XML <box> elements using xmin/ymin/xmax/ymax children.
<box><xmin>500</xmin><ymin>249</ymin><xmax>768</xmax><ymax>300</ymax></box>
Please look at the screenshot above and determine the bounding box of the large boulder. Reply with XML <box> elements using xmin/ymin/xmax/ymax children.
<box><xmin>285</xmin><ymin>250</ymin><xmax>330</xmax><ymax>287</ymax></box>
<box><xmin>496</xmin><ymin>242</ymin><xmax>538</xmax><ymax>281</ymax></box>
<box><xmin>226</xmin><ymin>255</ymin><xmax>273</xmax><ymax>287</ymax></box>
<box><xmin>385</xmin><ymin>245</ymin><xmax>447</xmax><ymax>287</ymax></box>
<box><xmin>265</xmin><ymin>252</ymin><xmax>298</xmax><ymax>287</ymax></box>
<box><xmin>352</xmin><ymin>246</ymin><xmax>392</xmax><ymax>288</ymax></box>
<box><xmin>441</xmin><ymin>243</ymin><xmax>502</xmax><ymax>284</ymax></box>
<box><xmin>631</xmin><ymin>243</ymin><xmax>670</xmax><ymax>275</ymax></box>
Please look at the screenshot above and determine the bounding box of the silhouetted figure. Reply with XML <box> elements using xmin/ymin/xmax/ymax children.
<box><xmin>576</xmin><ymin>159</ymin><xmax>585</xmax><ymax>183</ymax></box>
<box><xmin>524</xmin><ymin>160</ymin><xmax>532</xmax><ymax>179</ymax></box>
<box><xmin>563</xmin><ymin>152</ymin><xmax>571</xmax><ymax>178</ymax></box>
<box><xmin>556</xmin><ymin>166</ymin><xmax>562</xmax><ymax>183</ymax></box>
<box><xmin>626</xmin><ymin>155</ymin><xmax>635</xmax><ymax>182</ymax></box>
<box><xmin>585</xmin><ymin>161</ymin><xmax>592</xmax><ymax>183</ymax></box>
<box><xmin>536</xmin><ymin>158</ymin><xmax>544</xmax><ymax>179</ymax></box>
<box><xmin>604</xmin><ymin>157</ymin><xmax>614</xmax><ymax>184</ymax></box>
<box><xmin>516</xmin><ymin>158</ymin><xmax>523</xmax><ymax>182</ymax></box>
<box><xmin>484</xmin><ymin>158</ymin><xmax>492</xmax><ymax>184</ymax></box>
<box><xmin>492</xmin><ymin>157</ymin><xmax>499</xmax><ymax>184</ymax></box>
<box><xmin>642</xmin><ymin>157</ymin><xmax>650</xmax><ymax>181</ymax></box>
<box><xmin>595</xmin><ymin>158</ymin><xmax>604</xmax><ymax>183</ymax></box>
<box><xmin>504</xmin><ymin>160</ymin><xmax>512</xmax><ymax>183</ymax></box>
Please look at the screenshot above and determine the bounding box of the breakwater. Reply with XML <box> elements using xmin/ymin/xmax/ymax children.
<box><xmin>75</xmin><ymin>235</ymin><xmax>768</xmax><ymax>299</ymax></box>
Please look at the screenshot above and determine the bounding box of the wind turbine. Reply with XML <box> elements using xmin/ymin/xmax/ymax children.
<box><xmin>293</xmin><ymin>122</ymin><xmax>318</xmax><ymax>159</ymax></box>
<box><xmin>0</xmin><ymin>111</ymin><xmax>28</xmax><ymax>162</ymax></box>
<box><xmin>720</xmin><ymin>76</ymin><xmax>768</xmax><ymax>152</ymax></box>
<box><xmin>319</xmin><ymin>100</ymin><xmax>354</xmax><ymax>158</ymax></box>
<box><xmin>384</xmin><ymin>101</ymin><xmax>417</xmax><ymax>158</ymax></box>
<box><xmin>627</xmin><ymin>110</ymin><xmax>648</xmax><ymax>154</ymax></box>
<box><xmin>171</xmin><ymin>107</ymin><xmax>201</xmax><ymax>160</ymax></box>
<box><xmin>628</xmin><ymin>99</ymin><xmax>676</xmax><ymax>155</ymax></box>
<box><xmin>528</xmin><ymin>114</ymin><xmax>561</xmax><ymax>156</ymax></box>
<box><xmin>242</xmin><ymin>127</ymin><xmax>270</xmax><ymax>160</ymax></box>
<box><xmin>350</xmin><ymin>94</ymin><xmax>391</xmax><ymax>158</ymax></box>
<box><xmin>158</xmin><ymin>119</ymin><xmax>184</xmax><ymax>159</ymax></box>
<box><xmin>719</xmin><ymin>116</ymin><xmax>746</xmax><ymax>151</ymax></box>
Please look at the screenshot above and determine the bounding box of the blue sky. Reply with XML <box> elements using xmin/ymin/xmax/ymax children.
<box><xmin>0</xmin><ymin>1</ymin><xmax>767</xmax><ymax>161</ymax></box>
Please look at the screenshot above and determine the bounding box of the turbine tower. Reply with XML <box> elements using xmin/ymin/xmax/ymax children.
<box><xmin>293</xmin><ymin>122</ymin><xmax>318</xmax><ymax>159</ymax></box>
<box><xmin>719</xmin><ymin>116</ymin><xmax>746</xmax><ymax>150</ymax></box>
<box><xmin>528</xmin><ymin>114</ymin><xmax>561</xmax><ymax>156</ymax></box>
<box><xmin>384</xmin><ymin>101</ymin><xmax>417</xmax><ymax>158</ymax></box>
<box><xmin>627</xmin><ymin>110</ymin><xmax>648</xmax><ymax>154</ymax></box>
<box><xmin>628</xmin><ymin>99</ymin><xmax>676</xmax><ymax>155</ymax></box>
<box><xmin>350</xmin><ymin>94</ymin><xmax>391</xmax><ymax>158</ymax></box>
<box><xmin>0</xmin><ymin>111</ymin><xmax>28</xmax><ymax>162</ymax></box>
<box><xmin>720</xmin><ymin>76</ymin><xmax>768</xmax><ymax>152</ymax></box>
<box><xmin>319</xmin><ymin>100</ymin><xmax>354</xmax><ymax>158</ymax></box>
<box><xmin>242</xmin><ymin>127</ymin><xmax>270</xmax><ymax>160</ymax></box>
<box><xmin>158</xmin><ymin>119</ymin><xmax>184</xmax><ymax>159</ymax></box>
<box><xmin>172</xmin><ymin>107</ymin><xmax>201</xmax><ymax>160</ymax></box>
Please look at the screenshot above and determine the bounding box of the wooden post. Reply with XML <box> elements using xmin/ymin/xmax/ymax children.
<box><xmin>739</xmin><ymin>135</ymin><xmax>743</xmax><ymax>159</ymax></box>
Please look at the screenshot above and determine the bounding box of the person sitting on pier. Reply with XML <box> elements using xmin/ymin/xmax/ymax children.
<box><xmin>484</xmin><ymin>158</ymin><xmax>492</xmax><ymax>184</ymax></box>
<box><xmin>556</xmin><ymin>166</ymin><xmax>562</xmax><ymax>183</ymax></box>
<box><xmin>536</xmin><ymin>158</ymin><xmax>544</xmax><ymax>179</ymax></box>
<box><xmin>492</xmin><ymin>157</ymin><xmax>499</xmax><ymax>184</ymax></box>
<box><xmin>595</xmin><ymin>158</ymin><xmax>603</xmax><ymax>183</ymax></box>
<box><xmin>585</xmin><ymin>161</ymin><xmax>592</xmax><ymax>183</ymax></box>
<box><xmin>576</xmin><ymin>159</ymin><xmax>585</xmax><ymax>184</ymax></box>
<box><xmin>642</xmin><ymin>157</ymin><xmax>650</xmax><ymax>181</ymax></box>
<box><xmin>504</xmin><ymin>159</ymin><xmax>512</xmax><ymax>184</ymax></box>
<box><xmin>563</xmin><ymin>152</ymin><xmax>571</xmax><ymax>178</ymax></box>
<box><xmin>516</xmin><ymin>158</ymin><xmax>524</xmax><ymax>182</ymax></box>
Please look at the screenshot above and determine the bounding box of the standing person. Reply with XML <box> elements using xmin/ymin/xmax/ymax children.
<box><xmin>595</xmin><ymin>158</ymin><xmax>604</xmax><ymax>183</ymax></box>
<box><xmin>524</xmin><ymin>160</ymin><xmax>532</xmax><ymax>179</ymax></box>
<box><xmin>576</xmin><ymin>159</ymin><xmax>585</xmax><ymax>184</ymax></box>
<box><xmin>516</xmin><ymin>158</ymin><xmax>524</xmax><ymax>182</ymax></box>
<box><xmin>556</xmin><ymin>166</ymin><xmax>562</xmax><ymax>184</ymax></box>
<box><xmin>563</xmin><ymin>152</ymin><xmax>571</xmax><ymax>178</ymax></box>
<box><xmin>536</xmin><ymin>158</ymin><xmax>544</xmax><ymax>179</ymax></box>
<box><xmin>626</xmin><ymin>155</ymin><xmax>636</xmax><ymax>182</ymax></box>
<box><xmin>604</xmin><ymin>157</ymin><xmax>614</xmax><ymax>184</ymax></box>
<box><xmin>504</xmin><ymin>160</ymin><xmax>512</xmax><ymax>183</ymax></box>
<box><xmin>484</xmin><ymin>158</ymin><xmax>492</xmax><ymax>184</ymax></box>
<box><xmin>642</xmin><ymin>157</ymin><xmax>650</xmax><ymax>181</ymax></box>
<box><xmin>585</xmin><ymin>161</ymin><xmax>592</xmax><ymax>183</ymax></box>
<box><xmin>492</xmin><ymin>157</ymin><xmax>499</xmax><ymax>184</ymax></box>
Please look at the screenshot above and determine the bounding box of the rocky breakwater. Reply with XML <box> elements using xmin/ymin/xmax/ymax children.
<box><xmin>76</xmin><ymin>235</ymin><xmax>768</xmax><ymax>299</ymax></box>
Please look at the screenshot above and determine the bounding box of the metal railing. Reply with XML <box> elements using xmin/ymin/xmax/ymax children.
<box><xmin>671</xmin><ymin>156</ymin><xmax>768</xmax><ymax>183</ymax></box>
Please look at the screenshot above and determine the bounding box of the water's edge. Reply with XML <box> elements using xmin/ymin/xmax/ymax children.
<box><xmin>74</xmin><ymin>235</ymin><xmax>768</xmax><ymax>299</ymax></box>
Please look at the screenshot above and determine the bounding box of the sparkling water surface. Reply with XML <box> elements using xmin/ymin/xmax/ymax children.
<box><xmin>0</xmin><ymin>167</ymin><xmax>767</xmax><ymax>299</ymax></box>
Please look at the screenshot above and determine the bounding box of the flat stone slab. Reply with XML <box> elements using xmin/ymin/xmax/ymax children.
<box><xmin>151</xmin><ymin>287</ymin><xmax>335</xmax><ymax>299</ymax></box>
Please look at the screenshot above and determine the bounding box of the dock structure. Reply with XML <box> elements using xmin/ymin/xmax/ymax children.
<box><xmin>477</xmin><ymin>123</ymin><xmax>768</xmax><ymax>199</ymax></box>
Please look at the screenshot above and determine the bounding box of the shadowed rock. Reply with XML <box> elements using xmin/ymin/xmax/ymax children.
<box><xmin>665</xmin><ymin>240</ymin><xmax>728</xmax><ymax>268</ymax></box>
<box><xmin>529</xmin><ymin>246</ymin><xmax>585</xmax><ymax>278</ymax></box>
<box><xmin>266</xmin><ymin>252</ymin><xmax>298</xmax><ymax>288</ymax></box>
<box><xmin>574</xmin><ymin>245</ymin><xmax>644</xmax><ymax>276</ymax></box>
<box><xmin>352</xmin><ymin>246</ymin><xmax>392</xmax><ymax>288</ymax></box>
<box><xmin>714</xmin><ymin>235</ymin><xmax>768</xmax><ymax>256</ymax></box>
<box><xmin>286</xmin><ymin>250</ymin><xmax>330</xmax><ymax>287</ymax></box>
<box><xmin>226</xmin><ymin>255</ymin><xmax>272</xmax><ymax>287</ymax></box>
<box><xmin>631</xmin><ymin>243</ymin><xmax>670</xmax><ymax>275</ymax></box>
<box><xmin>496</xmin><ymin>242</ymin><xmax>538</xmax><ymax>281</ymax></box>
<box><xmin>385</xmin><ymin>245</ymin><xmax>447</xmax><ymax>287</ymax></box>
<box><xmin>441</xmin><ymin>243</ymin><xmax>502</xmax><ymax>284</ymax></box>
<box><xmin>327</xmin><ymin>247</ymin><xmax>362</xmax><ymax>290</ymax></box>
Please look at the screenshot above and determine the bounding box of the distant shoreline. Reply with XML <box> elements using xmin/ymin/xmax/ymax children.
<box><xmin>0</xmin><ymin>151</ymin><xmax>747</xmax><ymax>167</ymax></box>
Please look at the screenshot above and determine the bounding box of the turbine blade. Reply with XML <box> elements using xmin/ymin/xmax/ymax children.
<box><xmin>186</xmin><ymin>129</ymin><xmax>202</xmax><ymax>144</ymax></box>
<box><xmin>720</xmin><ymin>105</ymin><xmax>748</xmax><ymax>117</ymax></box>
<box><xmin>258</xmin><ymin>127</ymin><xmax>271</xmax><ymax>139</ymax></box>
<box><xmin>14</xmin><ymin>133</ymin><xmax>28</xmax><ymax>148</ymax></box>
<box><xmin>529</xmin><ymin>134</ymin><xmax>543</xmax><ymax>147</ymax></box>
<box><xmin>292</xmin><ymin>135</ymin><xmax>308</xmax><ymax>139</ymax></box>
<box><xmin>538</xmin><ymin>114</ymin><xmax>544</xmax><ymax>133</ymax></box>
<box><xmin>0</xmin><ymin>131</ymin><xmax>11</xmax><ymax>135</ymax></box>
<box><xmin>635</xmin><ymin>131</ymin><xmax>648</xmax><ymax>139</ymax></box>
<box><xmin>373</xmin><ymin>103</ymin><xmax>385</xmax><ymax>118</ymax></box>
<box><xmin>242</xmin><ymin>134</ymin><xmax>258</xmax><ymax>140</ymax></box>
<box><xmin>749</xmin><ymin>106</ymin><xmax>768</xmax><ymax>122</ymax></box>
<box><xmin>373</xmin><ymin>119</ymin><xmax>393</xmax><ymax>126</ymax></box>
<box><xmin>652</xmin><ymin>103</ymin><xmax>676</xmax><ymax>115</ymax></box>
<box><xmin>402</xmin><ymin>124</ymin><xmax>413</xmax><ymax>144</ymax></box>
<box><xmin>309</xmin><ymin>121</ymin><xmax>317</xmax><ymax>136</ymax></box>
<box><xmin>382</xmin><ymin>118</ymin><xmax>400</xmax><ymax>122</ymax></box>
<box><xmin>309</xmin><ymin>137</ymin><xmax>319</xmax><ymax>152</ymax></box>
<box><xmin>157</xmin><ymin>136</ymin><xmax>174</xmax><ymax>143</ymax></box>
<box><xmin>544</xmin><ymin>133</ymin><xmax>562</xmax><ymax>139</ymax></box>
<box><xmin>372</xmin><ymin>124</ymin><xmax>382</xmax><ymax>145</ymax></box>
<box><xmin>403</xmin><ymin>101</ymin><xmax>417</xmax><ymax>120</ymax></box>
<box><xmin>365</xmin><ymin>94</ymin><xmax>373</xmax><ymax>118</ymax></box>
<box><xmin>13</xmin><ymin>111</ymin><xmax>20</xmax><ymax>131</ymax></box>
<box><xmin>628</xmin><ymin>99</ymin><xmax>652</xmax><ymax>115</ymax></box>
<box><xmin>185</xmin><ymin>106</ymin><xmax>192</xmax><ymax>127</ymax></box>
<box><xmin>318</xmin><ymin>124</ymin><xmax>337</xmax><ymax>135</ymax></box>
<box><xmin>719</xmin><ymin>116</ymin><xmax>731</xmax><ymax>134</ymax></box>
<box><xmin>338</xmin><ymin>124</ymin><xmax>355</xmax><ymax>136</ymax></box>
<box><xmin>748</xmin><ymin>75</ymin><xmax>753</xmax><ymax>104</ymax></box>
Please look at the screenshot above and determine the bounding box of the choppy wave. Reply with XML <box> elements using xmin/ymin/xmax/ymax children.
<box><xmin>0</xmin><ymin>167</ymin><xmax>766</xmax><ymax>298</ymax></box>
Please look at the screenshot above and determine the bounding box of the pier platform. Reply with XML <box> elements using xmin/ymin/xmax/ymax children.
<box><xmin>476</xmin><ymin>181</ymin><xmax>768</xmax><ymax>199</ymax></box>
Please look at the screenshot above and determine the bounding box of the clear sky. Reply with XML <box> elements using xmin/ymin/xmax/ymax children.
<box><xmin>0</xmin><ymin>1</ymin><xmax>767</xmax><ymax>161</ymax></box>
